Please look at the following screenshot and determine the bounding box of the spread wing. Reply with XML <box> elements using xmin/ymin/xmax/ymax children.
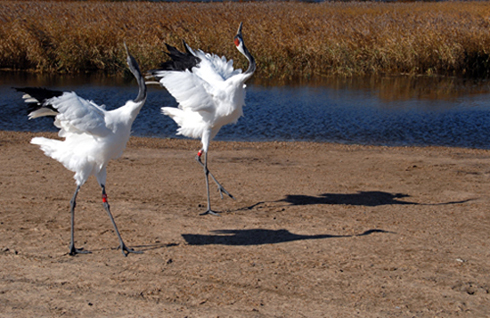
<box><xmin>149</xmin><ymin>42</ymin><xmax>241</xmax><ymax>113</ymax></box>
<box><xmin>154</xmin><ymin>69</ymin><xmax>216</xmax><ymax>113</ymax></box>
<box><xmin>193</xmin><ymin>49</ymin><xmax>241</xmax><ymax>82</ymax></box>
<box><xmin>17</xmin><ymin>87</ymin><xmax>111</xmax><ymax>137</ymax></box>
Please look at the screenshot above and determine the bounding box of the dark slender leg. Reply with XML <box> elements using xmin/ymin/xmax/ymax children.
<box><xmin>195</xmin><ymin>150</ymin><xmax>235</xmax><ymax>200</ymax></box>
<box><xmin>197</xmin><ymin>151</ymin><xmax>227</xmax><ymax>216</ymax></box>
<box><xmin>69</xmin><ymin>185</ymin><xmax>90</xmax><ymax>256</ymax></box>
<box><xmin>101</xmin><ymin>185</ymin><xmax>142</xmax><ymax>256</ymax></box>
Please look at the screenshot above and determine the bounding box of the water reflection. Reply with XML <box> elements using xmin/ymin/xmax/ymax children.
<box><xmin>1</xmin><ymin>71</ymin><xmax>490</xmax><ymax>149</ymax></box>
<box><xmin>253</xmin><ymin>75</ymin><xmax>490</xmax><ymax>103</ymax></box>
<box><xmin>0</xmin><ymin>71</ymin><xmax>138</xmax><ymax>87</ymax></box>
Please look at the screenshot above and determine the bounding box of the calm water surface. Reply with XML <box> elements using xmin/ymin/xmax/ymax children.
<box><xmin>2</xmin><ymin>72</ymin><xmax>490</xmax><ymax>149</ymax></box>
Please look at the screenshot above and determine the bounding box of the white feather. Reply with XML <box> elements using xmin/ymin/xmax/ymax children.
<box><xmin>47</xmin><ymin>92</ymin><xmax>111</xmax><ymax>138</ymax></box>
<box><xmin>153</xmin><ymin>22</ymin><xmax>256</xmax><ymax>214</ymax></box>
<box><xmin>157</xmin><ymin>50</ymin><xmax>249</xmax><ymax>152</ymax></box>
<box><xmin>24</xmin><ymin>97</ymin><xmax>39</xmax><ymax>103</ymax></box>
<box><xmin>21</xmin><ymin>44</ymin><xmax>147</xmax><ymax>256</ymax></box>
<box><xmin>28</xmin><ymin>108</ymin><xmax>58</xmax><ymax>119</ymax></box>
<box><xmin>30</xmin><ymin>92</ymin><xmax>145</xmax><ymax>186</ymax></box>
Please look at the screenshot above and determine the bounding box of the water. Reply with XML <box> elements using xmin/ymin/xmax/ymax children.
<box><xmin>2</xmin><ymin>72</ymin><xmax>490</xmax><ymax>149</ymax></box>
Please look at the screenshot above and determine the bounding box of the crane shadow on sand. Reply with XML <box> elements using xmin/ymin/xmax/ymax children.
<box><xmin>182</xmin><ymin>228</ymin><xmax>393</xmax><ymax>246</ymax></box>
<box><xmin>236</xmin><ymin>191</ymin><xmax>472</xmax><ymax>213</ymax></box>
<box><xmin>278</xmin><ymin>191</ymin><xmax>473</xmax><ymax>207</ymax></box>
<box><xmin>185</xmin><ymin>191</ymin><xmax>472</xmax><ymax>246</ymax></box>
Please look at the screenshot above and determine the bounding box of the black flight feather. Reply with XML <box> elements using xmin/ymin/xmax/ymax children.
<box><xmin>150</xmin><ymin>41</ymin><xmax>201</xmax><ymax>79</ymax></box>
<box><xmin>14</xmin><ymin>87</ymin><xmax>63</xmax><ymax>114</ymax></box>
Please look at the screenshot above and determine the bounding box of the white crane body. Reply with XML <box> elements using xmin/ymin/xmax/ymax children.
<box><xmin>16</xmin><ymin>44</ymin><xmax>146</xmax><ymax>256</ymax></box>
<box><xmin>30</xmin><ymin>94</ymin><xmax>143</xmax><ymax>186</ymax></box>
<box><xmin>149</xmin><ymin>22</ymin><xmax>256</xmax><ymax>215</ymax></box>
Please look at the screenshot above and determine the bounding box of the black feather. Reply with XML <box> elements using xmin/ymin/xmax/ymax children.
<box><xmin>156</xmin><ymin>42</ymin><xmax>201</xmax><ymax>73</ymax></box>
<box><xmin>14</xmin><ymin>87</ymin><xmax>64</xmax><ymax>115</ymax></box>
<box><xmin>15</xmin><ymin>87</ymin><xmax>63</xmax><ymax>103</ymax></box>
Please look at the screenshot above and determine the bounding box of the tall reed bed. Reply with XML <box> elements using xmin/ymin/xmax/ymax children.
<box><xmin>1</xmin><ymin>1</ymin><xmax>490</xmax><ymax>79</ymax></box>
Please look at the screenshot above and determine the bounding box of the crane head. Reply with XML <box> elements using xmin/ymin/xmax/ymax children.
<box><xmin>233</xmin><ymin>22</ymin><xmax>256</xmax><ymax>75</ymax></box>
<box><xmin>234</xmin><ymin>22</ymin><xmax>244</xmax><ymax>50</ymax></box>
<box><xmin>123</xmin><ymin>42</ymin><xmax>147</xmax><ymax>103</ymax></box>
<box><xmin>124</xmin><ymin>42</ymin><xmax>140</xmax><ymax>75</ymax></box>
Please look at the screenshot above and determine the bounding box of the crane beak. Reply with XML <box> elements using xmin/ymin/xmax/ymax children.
<box><xmin>236</xmin><ymin>22</ymin><xmax>243</xmax><ymax>36</ymax></box>
<box><xmin>123</xmin><ymin>42</ymin><xmax>129</xmax><ymax>56</ymax></box>
<box><xmin>124</xmin><ymin>42</ymin><xmax>136</xmax><ymax>69</ymax></box>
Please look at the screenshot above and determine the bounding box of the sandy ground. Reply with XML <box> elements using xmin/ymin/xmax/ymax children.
<box><xmin>0</xmin><ymin>130</ymin><xmax>489</xmax><ymax>317</ymax></box>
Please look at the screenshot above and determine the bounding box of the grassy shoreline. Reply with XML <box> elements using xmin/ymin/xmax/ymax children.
<box><xmin>1</xmin><ymin>1</ymin><xmax>490</xmax><ymax>79</ymax></box>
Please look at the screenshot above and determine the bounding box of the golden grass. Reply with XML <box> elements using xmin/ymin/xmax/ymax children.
<box><xmin>1</xmin><ymin>1</ymin><xmax>490</xmax><ymax>79</ymax></box>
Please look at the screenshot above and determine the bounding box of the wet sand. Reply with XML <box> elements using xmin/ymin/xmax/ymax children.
<box><xmin>1</xmin><ymin>130</ymin><xmax>489</xmax><ymax>317</ymax></box>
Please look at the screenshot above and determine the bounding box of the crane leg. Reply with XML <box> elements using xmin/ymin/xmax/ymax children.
<box><xmin>197</xmin><ymin>150</ymin><xmax>233</xmax><ymax>216</ymax></box>
<box><xmin>69</xmin><ymin>185</ymin><xmax>91</xmax><ymax>256</ymax></box>
<box><xmin>101</xmin><ymin>186</ymin><xmax>142</xmax><ymax>256</ymax></box>
<box><xmin>195</xmin><ymin>150</ymin><xmax>235</xmax><ymax>200</ymax></box>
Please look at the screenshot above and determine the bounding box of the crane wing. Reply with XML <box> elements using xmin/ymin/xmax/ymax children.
<box><xmin>154</xmin><ymin>53</ymin><xmax>241</xmax><ymax>113</ymax></box>
<box><xmin>17</xmin><ymin>87</ymin><xmax>111</xmax><ymax>137</ymax></box>
<box><xmin>156</xmin><ymin>70</ymin><xmax>216</xmax><ymax>113</ymax></box>
<box><xmin>51</xmin><ymin>92</ymin><xmax>111</xmax><ymax>137</ymax></box>
<box><xmin>194</xmin><ymin>50</ymin><xmax>241</xmax><ymax>83</ymax></box>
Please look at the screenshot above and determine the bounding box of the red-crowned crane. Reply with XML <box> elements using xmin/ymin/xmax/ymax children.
<box><xmin>148</xmin><ymin>22</ymin><xmax>256</xmax><ymax>216</ymax></box>
<box><xmin>15</xmin><ymin>44</ymin><xmax>147</xmax><ymax>256</ymax></box>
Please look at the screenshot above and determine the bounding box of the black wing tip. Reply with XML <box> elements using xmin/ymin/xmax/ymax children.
<box><xmin>14</xmin><ymin>87</ymin><xmax>64</xmax><ymax>114</ymax></box>
<box><xmin>14</xmin><ymin>87</ymin><xmax>64</xmax><ymax>98</ymax></box>
<box><xmin>13</xmin><ymin>87</ymin><xmax>61</xmax><ymax>116</ymax></box>
<box><xmin>165</xmin><ymin>43</ymin><xmax>179</xmax><ymax>52</ymax></box>
<box><xmin>156</xmin><ymin>41</ymin><xmax>200</xmax><ymax>72</ymax></box>
<box><xmin>146</xmin><ymin>69</ymin><xmax>163</xmax><ymax>80</ymax></box>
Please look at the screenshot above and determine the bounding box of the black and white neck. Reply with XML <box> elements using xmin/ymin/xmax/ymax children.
<box><xmin>124</xmin><ymin>43</ymin><xmax>147</xmax><ymax>104</ymax></box>
<box><xmin>234</xmin><ymin>22</ymin><xmax>256</xmax><ymax>77</ymax></box>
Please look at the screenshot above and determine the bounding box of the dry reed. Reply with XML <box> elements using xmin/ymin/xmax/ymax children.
<box><xmin>1</xmin><ymin>1</ymin><xmax>490</xmax><ymax>79</ymax></box>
